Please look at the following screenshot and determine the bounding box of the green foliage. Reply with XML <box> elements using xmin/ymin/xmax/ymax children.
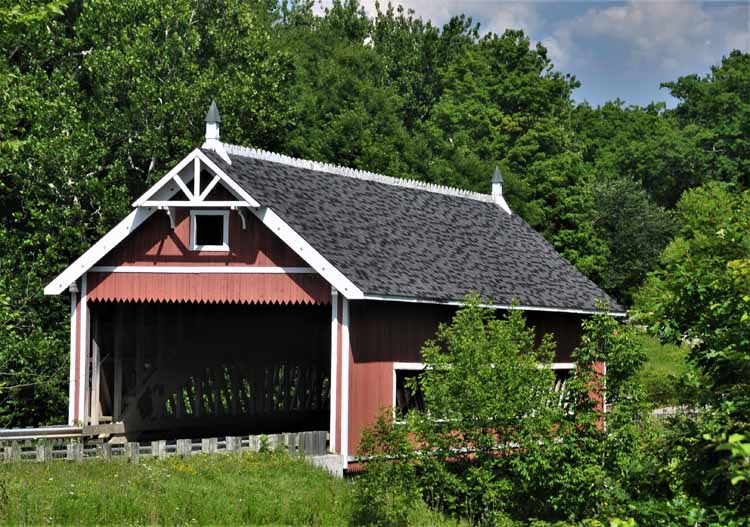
<box><xmin>633</xmin><ymin>333</ymin><xmax>689</xmax><ymax>406</ymax></box>
<box><xmin>354</xmin><ymin>297</ymin><xmax>659</xmax><ymax>525</ymax></box>
<box><xmin>0</xmin><ymin>452</ymin><xmax>352</xmax><ymax>525</ymax></box>
<box><xmin>636</xmin><ymin>182</ymin><xmax>750</xmax><ymax>516</ymax></box>
<box><xmin>353</xmin><ymin>411</ymin><xmax>421</xmax><ymax>527</ymax></box>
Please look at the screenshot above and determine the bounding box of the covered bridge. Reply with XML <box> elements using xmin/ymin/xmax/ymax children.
<box><xmin>44</xmin><ymin>103</ymin><xmax>624</xmax><ymax>466</ymax></box>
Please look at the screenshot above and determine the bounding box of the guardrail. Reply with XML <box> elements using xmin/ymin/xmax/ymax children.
<box><xmin>0</xmin><ymin>425</ymin><xmax>83</xmax><ymax>441</ymax></box>
<box><xmin>1</xmin><ymin>430</ymin><xmax>329</xmax><ymax>463</ymax></box>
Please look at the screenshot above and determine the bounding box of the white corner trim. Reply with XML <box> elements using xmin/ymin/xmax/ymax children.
<box><xmin>329</xmin><ymin>288</ymin><xmax>339</xmax><ymax>454</ymax></box>
<box><xmin>89</xmin><ymin>266</ymin><xmax>317</xmax><ymax>274</ymax></box>
<box><xmin>360</xmin><ymin>293</ymin><xmax>626</xmax><ymax>317</ymax></box>
<box><xmin>68</xmin><ymin>289</ymin><xmax>78</xmax><ymax>426</ymax></box>
<box><xmin>78</xmin><ymin>274</ymin><xmax>88</xmax><ymax>424</ymax></box>
<box><xmin>189</xmin><ymin>209</ymin><xmax>230</xmax><ymax>252</ymax></box>
<box><xmin>252</xmin><ymin>207</ymin><xmax>364</xmax><ymax>300</ymax></box>
<box><xmin>341</xmin><ymin>297</ymin><xmax>350</xmax><ymax>461</ymax></box>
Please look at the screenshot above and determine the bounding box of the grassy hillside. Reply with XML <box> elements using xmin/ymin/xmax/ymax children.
<box><xmin>0</xmin><ymin>452</ymin><xmax>458</xmax><ymax>526</ymax></box>
<box><xmin>634</xmin><ymin>332</ymin><xmax>690</xmax><ymax>406</ymax></box>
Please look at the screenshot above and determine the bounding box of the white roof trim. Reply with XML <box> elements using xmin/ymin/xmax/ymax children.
<box><xmin>46</xmin><ymin>148</ymin><xmax>365</xmax><ymax>299</ymax></box>
<box><xmin>44</xmin><ymin>207</ymin><xmax>157</xmax><ymax>295</ymax></box>
<box><xmin>221</xmin><ymin>143</ymin><xmax>498</xmax><ymax>204</ymax></box>
<box><xmin>251</xmin><ymin>207</ymin><xmax>364</xmax><ymax>299</ymax></box>
<box><xmin>360</xmin><ymin>293</ymin><xmax>626</xmax><ymax>317</ymax></box>
<box><xmin>131</xmin><ymin>149</ymin><xmax>200</xmax><ymax>207</ymax></box>
<box><xmin>131</xmin><ymin>149</ymin><xmax>259</xmax><ymax>208</ymax></box>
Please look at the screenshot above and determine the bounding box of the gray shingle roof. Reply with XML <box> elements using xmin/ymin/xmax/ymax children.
<box><xmin>203</xmin><ymin>147</ymin><xmax>624</xmax><ymax>314</ymax></box>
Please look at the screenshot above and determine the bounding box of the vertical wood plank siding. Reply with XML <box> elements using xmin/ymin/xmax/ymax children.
<box><xmin>84</xmin><ymin>192</ymin><xmax>329</xmax><ymax>304</ymax></box>
<box><xmin>99</xmin><ymin>195</ymin><xmax>307</xmax><ymax>268</ymax></box>
<box><xmin>346</xmin><ymin>301</ymin><xmax>587</xmax><ymax>457</ymax></box>
<box><xmin>86</xmin><ymin>272</ymin><xmax>331</xmax><ymax>305</ymax></box>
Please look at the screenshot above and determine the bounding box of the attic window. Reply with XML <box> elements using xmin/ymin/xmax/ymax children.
<box><xmin>190</xmin><ymin>210</ymin><xmax>229</xmax><ymax>251</ymax></box>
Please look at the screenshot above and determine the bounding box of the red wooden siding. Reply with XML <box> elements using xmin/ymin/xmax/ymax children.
<box><xmin>99</xmin><ymin>207</ymin><xmax>307</xmax><ymax>268</ymax></box>
<box><xmin>87</xmin><ymin>272</ymin><xmax>331</xmax><ymax>305</ymax></box>
<box><xmin>346</xmin><ymin>301</ymin><xmax>587</xmax><ymax>456</ymax></box>
<box><xmin>88</xmin><ymin>195</ymin><xmax>329</xmax><ymax>304</ymax></box>
<box><xmin>347</xmin><ymin>301</ymin><xmax>454</xmax><ymax>455</ymax></box>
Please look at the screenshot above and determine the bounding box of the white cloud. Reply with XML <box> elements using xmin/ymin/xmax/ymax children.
<box><xmin>543</xmin><ymin>1</ymin><xmax>749</xmax><ymax>74</ymax></box>
<box><xmin>312</xmin><ymin>0</ymin><xmax>541</xmax><ymax>37</ymax></box>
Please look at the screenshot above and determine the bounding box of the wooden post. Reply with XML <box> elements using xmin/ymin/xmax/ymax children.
<box><xmin>65</xmin><ymin>441</ymin><xmax>83</xmax><ymax>461</ymax></box>
<box><xmin>226</xmin><ymin>436</ymin><xmax>241</xmax><ymax>453</ymax></box>
<box><xmin>201</xmin><ymin>437</ymin><xmax>217</xmax><ymax>454</ymax></box>
<box><xmin>97</xmin><ymin>442</ymin><xmax>112</xmax><ymax>461</ymax></box>
<box><xmin>152</xmin><ymin>440</ymin><xmax>167</xmax><ymax>459</ymax></box>
<box><xmin>8</xmin><ymin>442</ymin><xmax>21</xmax><ymax>461</ymax></box>
<box><xmin>36</xmin><ymin>442</ymin><xmax>52</xmax><ymax>462</ymax></box>
<box><xmin>177</xmin><ymin>439</ymin><xmax>192</xmax><ymax>458</ymax></box>
<box><xmin>285</xmin><ymin>433</ymin><xmax>296</xmax><ymax>456</ymax></box>
<box><xmin>113</xmin><ymin>306</ymin><xmax>124</xmax><ymax>421</ymax></box>
<box><xmin>248</xmin><ymin>435</ymin><xmax>259</xmax><ymax>453</ymax></box>
<box><xmin>125</xmin><ymin>442</ymin><xmax>139</xmax><ymax>463</ymax></box>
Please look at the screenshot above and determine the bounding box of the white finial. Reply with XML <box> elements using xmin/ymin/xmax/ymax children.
<box><xmin>202</xmin><ymin>100</ymin><xmax>231</xmax><ymax>164</ymax></box>
<box><xmin>491</xmin><ymin>166</ymin><xmax>511</xmax><ymax>214</ymax></box>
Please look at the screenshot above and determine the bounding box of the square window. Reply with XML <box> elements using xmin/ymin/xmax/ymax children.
<box><xmin>395</xmin><ymin>369</ymin><xmax>425</xmax><ymax>419</ymax></box>
<box><xmin>190</xmin><ymin>211</ymin><xmax>229</xmax><ymax>251</ymax></box>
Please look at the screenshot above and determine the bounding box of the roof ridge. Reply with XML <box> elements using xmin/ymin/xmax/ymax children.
<box><xmin>221</xmin><ymin>143</ymin><xmax>496</xmax><ymax>203</ymax></box>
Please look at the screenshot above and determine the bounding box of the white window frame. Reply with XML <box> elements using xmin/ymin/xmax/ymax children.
<box><xmin>393</xmin><ymin>362</ymin><xmax>425</xmax><ymax>421</ymax></box>
<box><xmin>189</xmin><ymin>209</ymin><xmax>230</xmax><ymax>252</ymax></box>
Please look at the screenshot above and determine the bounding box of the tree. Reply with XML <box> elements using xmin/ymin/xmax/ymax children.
<box><xmin>636</xmin><ymin>182</ymin><xmax>750</xmax><ymax>514</ymax></box>
<box><xmin>591</xmin><ymin>176</ymin><xmax>675</xmax><ymax>304</ymax></box>
<box><xmin>662</xmin><ymin>51</ymin><xmax>750</xmax><ymax>190</ymax></box>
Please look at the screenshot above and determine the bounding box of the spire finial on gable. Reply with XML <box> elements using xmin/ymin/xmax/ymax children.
<box><xmin>490</xmin><ymin>165</ymin><xmax>511</xmax><ymax>214</ymax></box>
<box><xmin>202</xmin><ymin>100</ymin><xmax>231</xmax><ymax>164</ymax></box>
<box><xmin>205</xmin><ymin>100</ymin><xmax>221</xmax><ymax>125</ymax></box>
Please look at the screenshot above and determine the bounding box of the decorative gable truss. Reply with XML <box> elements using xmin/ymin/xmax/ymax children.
<box><xmin>44</xmin><ymin>148</ymin><xmax>364</xmax><ymax>299</ymax></box>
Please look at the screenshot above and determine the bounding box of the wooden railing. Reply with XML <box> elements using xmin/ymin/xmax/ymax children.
<box><xmin>1</xmin><ymin>430</ymin><xmax>328</xmax><ymax>463</ymax></box>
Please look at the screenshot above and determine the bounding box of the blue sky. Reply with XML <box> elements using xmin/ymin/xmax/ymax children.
<box><xmin>316</xmin><ymin>1</ymin><xmax>750</xmax><ymax>107</ymax></box>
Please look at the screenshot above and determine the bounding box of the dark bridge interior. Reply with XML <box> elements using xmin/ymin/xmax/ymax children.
<box><xmin>88</xmin><ymin>301</ymin><xmax>331</xmax><ymax>440</ymax></box>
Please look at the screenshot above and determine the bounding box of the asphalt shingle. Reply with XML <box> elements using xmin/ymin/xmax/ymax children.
<box><xmin>203</xmin><ymin>148</ymin><xmax>624</xmax><ymax>313</ymax></box>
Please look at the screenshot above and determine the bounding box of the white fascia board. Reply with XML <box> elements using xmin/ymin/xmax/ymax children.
<box><xmin>252</xmin><ymin>207</ymin><xmax>364</xmax><ymax>300</ymax></box>
<box><xmin>142</xmin><ymin>201</ymin><xmax>252</xmax><ymax>208</ymax></box>
<box><xmin>44</xmin><ymin>206</ymin><xmax>157</xmax><ymax>295</ymax></box>
<box><xmin>89</xmin><ymin>266</ymin><xmax>317</xmax><ymax>274</ymax></box>
<box><xmin>361</xmin><ymin>293</ymin><xmax>626</xmax><ymax>317</ymax></box>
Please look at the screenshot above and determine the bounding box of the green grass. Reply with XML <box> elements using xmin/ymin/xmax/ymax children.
<box><xmin>0</xmin><ymin>452</ymin><xmax>458</xmax><ymax>526</ymax></box>
<box><xmin>634</xmin><ymin>332</ymin><xmax>690</xmax><ymax>406</ymax></box>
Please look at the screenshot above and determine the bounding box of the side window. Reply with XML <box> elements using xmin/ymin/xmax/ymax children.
<box><xmin>394</xmin><ymin>366</ymin><xmax>425</xmax><ymax>419</ymax></box>
<box><xmin>552</xmin><ymin>363</ymin><xmax>575</xmax><ymax>410</ymax></box>
<box><xmin>190</xmin><ymin>210</ymin><xmax>229</xmax><ymax>251</ymax></box>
